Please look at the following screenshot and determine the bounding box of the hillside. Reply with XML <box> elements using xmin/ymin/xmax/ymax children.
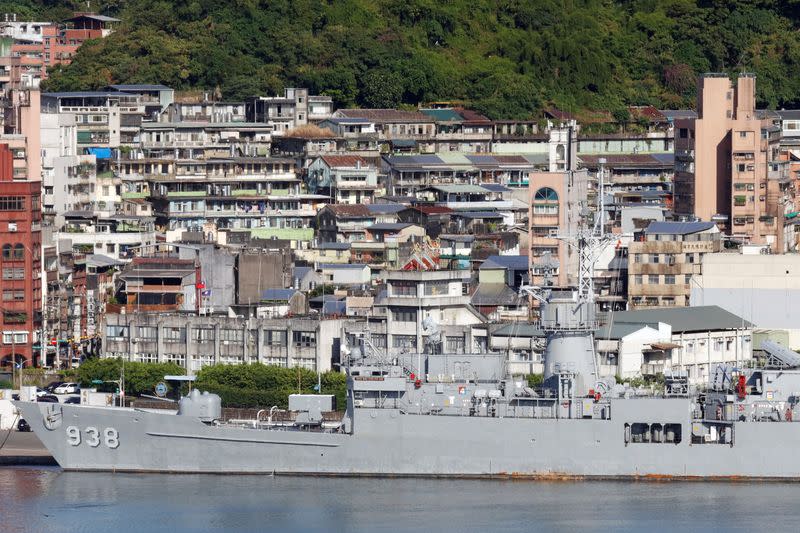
<box><xmin>9</xmin><ymin>0</ymin><xmax>800</xmax><ymax>118</ymax></box>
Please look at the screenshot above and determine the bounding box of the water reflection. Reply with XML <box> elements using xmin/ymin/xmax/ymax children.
<box><xmin>2</xmin><ymin>468</ymin><xmax>800</xmax><ymax>533</ymax></box>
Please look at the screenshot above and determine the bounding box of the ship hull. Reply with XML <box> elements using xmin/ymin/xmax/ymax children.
<box><xmin>15</xmin><ymin>400</ymin><xmax>800</xmax><ymax>479</ymax></box>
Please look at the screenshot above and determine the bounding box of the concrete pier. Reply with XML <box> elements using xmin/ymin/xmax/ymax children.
<box><xmin>0</xmin><ymin>430</ymin><xmax>57</xmax><ymax>466</ymax></box>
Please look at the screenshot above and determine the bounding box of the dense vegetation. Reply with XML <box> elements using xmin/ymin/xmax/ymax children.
<box><xmin>8</xmin><ymin>1</ymin><xmax>800</xmax><ymax>117</ymax></box>
<box><xmin>76</xmin><ymin>358</ymin><xmax>185</xmax><ymax>396</ymax></box>
<box><xmin>195</xmin><ymin>364</ymin><xmax>347</xmax><ymax>410</ymax></box>
<box><xmin>72</xmin><ymin>358</ymin><xmax>346</xmax><ymax>409</ymax></box>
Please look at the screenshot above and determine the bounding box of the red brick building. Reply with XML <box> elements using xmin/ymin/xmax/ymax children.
<box><xmin>0</xmin><ymin>143</ymin><xmax>42</xmax><ymax>367</ymax></box>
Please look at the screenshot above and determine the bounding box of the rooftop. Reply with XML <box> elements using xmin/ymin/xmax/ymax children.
<box><xmin>261</xmin><ymin>288</ymin><xmax>298</xmax><ymax>301</ymax></box>
<box><xmin>480</xmin><ymin>255</ymin><xmax>529</xmax><ymax>271</ymax></box>
<box><xmin>645</xmin><ymin>221</ymin><xmax>717</xmax><ymax>235</ymax></box>
<box><xmin>368</xmin><ymin>222</ymin><xmax>414</xmax><ymax>232</ymax></box>
<box><xmin>336</xmin><ymin>109</ymin><xmax>433</xmax><ymax>123</ymax></box>
<box><xmin>325</xmin><ymin>204</ymin><xmax>373</xmax><ymax>217</ymax></box>
<box><xmin>320</xmin><ymin>155</ymin><xmax>370</xmax><ymax>168</ymax></box>
<box><xmin>610</xmin><ymin>305</ymin><xmax>753</xmax><ymax>333</ymax></box>
<box><xmin>318</xmin><ymin>263</ymin><xmax>370</xmax><ymax>270</ymax></box>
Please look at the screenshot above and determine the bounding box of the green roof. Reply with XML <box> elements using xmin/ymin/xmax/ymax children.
<box><xmin>421</xmin><ymin>109</ymin><xmax>464</xmax><ymax>122</ymax></box>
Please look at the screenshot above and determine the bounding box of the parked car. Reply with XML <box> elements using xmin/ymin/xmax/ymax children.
<box><xmin>37</xmin><ymin>394</ymin><xmax>58</xmax><ymax>403</ymax></box>
<box><xmin>63</xmin><ymin>396</ymin><xmax>81</xmax><ymax>405</ymax></box>
<box><xmin>17</xmin><ymin>419</ymin><xmax>30</xmax><ymax>432</ymax></box>
<box><xmin>44</xmin><ymin>381</ymin><xmax>65</xmax><ymax>393</ymax></box>
<box><xmin>35</xmin><ymin>388</ymin><xmax>49</xmax><ymax>397</ymax></box>
<box><xmin>54</xmin><ymin>383</ymin><xmax>80</xmax><ymax>394</ymax></box>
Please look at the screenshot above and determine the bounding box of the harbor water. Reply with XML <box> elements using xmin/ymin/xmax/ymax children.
<box><xmin>3</xmin><ymin>467</ymin><xmax>800</xmax><ymax>532</ymax></box>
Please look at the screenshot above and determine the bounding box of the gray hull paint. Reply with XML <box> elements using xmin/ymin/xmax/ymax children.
<box><xmin>15</xmin><ymin>400</ymin><xmax>800</xmax><ymax>478</ymax></box>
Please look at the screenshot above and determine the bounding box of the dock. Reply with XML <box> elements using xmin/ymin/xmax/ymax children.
<box><xmin>0</xmin><ymin>431</ymin><xmax>57</xmax><ymax>466</ymax></box>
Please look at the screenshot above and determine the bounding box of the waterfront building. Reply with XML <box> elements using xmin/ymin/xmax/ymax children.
<box><xmin>0</xmin><ymin>144</ymin><xmax>42</xmax><ymax>366</ymax></box>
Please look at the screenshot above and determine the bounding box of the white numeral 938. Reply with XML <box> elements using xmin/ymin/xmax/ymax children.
<box><xmin>66</xmin><ymin>426</ymin><xmax>119</xmax><ymax>449</ymax></box>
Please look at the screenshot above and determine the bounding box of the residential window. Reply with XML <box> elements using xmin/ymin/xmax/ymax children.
<box><xmin>220</xmin><ymin>329</ymin><xmax>244</xmax><ymax>343</ymax></box>
<box><xmin>105</xmin><ymin>325</ymin><xmax>129</xmax><ymax>339</ymax></box>
<box><xmin>137</xmin><ymin>326</ymin><xmax>158</xmax><ymax>340</ymax></box>
<box><xmin>424</xmin><ymin>280</ymin><xmax>450</xmax><ymax>296</ymax></box>
<box><xmin>194</xmin><ymin>327</ymin><xmax>215</xmax><ymax>342</ymax></box>
<box><xmin>392</xmin><ymin>335</ymin><xmax>417</xmax><ymax>349</ymax></box>
<box><xmin>2</xmin><ymin>267</ymin><xmax>24</xmax><ymax>280</ymax></box>
<box><xmin>665</xmin><ymin>275</ymin><xmax>676</xmax><ymax>284</ymax></box>
<box><xmin>392</xmin><ymin>309</ymin><xmax>417</xmax><ymax>322</ymax></box>
<box><xmin>0</xmin><ymin>196</ymin><xmax>24</xmax><ymax>211</ymax></box>
<box><xmin>650</xmin><ymin>254</ymin><xmax>659</xmax><ymax>264</ymax></box>
<box><xmin>2</xmin><ymin>331</ymin><xmax>27</xmax><ymax>344</ymax></box>
<box><xmin>292</xmin><ymin>331</ymin><xmax>316</xmax><ymax>347</ymax></box>
<box><xmin>264</xmin><ymin>330</ymin><xmax>287</xmax><ymax>346</ymax></box>
<box><xmin>679</xmin><ymin>128</ymin><xmax>688</xmax><ymax>138</ymax></box>
<box><xmin>2</xmin><ymin>290</ymin><xmax>24</xmax><ymax>301</ymax></box>
<box><xmin>648</xmin><ymin>275</ymin><xmax>659</xmax><ymax>284</ymax></box>
<box><xmin>391</xmin><ymin>281</ymin><xmax>417</xmax><ymax>297</ymax></box>
<box><xmin>446</xmin><ymin>336</ymin><xmax>465</xmax><ymax>354</ymax></box>
<box><xmin>737</xmin><ymin>164</ymin><xmax>746</xmax><ymax>172</ymax></box>
<box><xmin>163</xmin><ymin>327</ymin><xmax>186</xmax><ymax>343</ymax></box>
<box><xmin>634</xmin><ymin>275</ymin><xmax>643</xmax><ymax>285</ymax></box>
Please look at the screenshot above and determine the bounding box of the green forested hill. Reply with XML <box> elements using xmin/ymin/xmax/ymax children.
<box><xmin>9</xmin><ymin>0</ymin><xmax>800</xmax><ymax>118</ymax></box>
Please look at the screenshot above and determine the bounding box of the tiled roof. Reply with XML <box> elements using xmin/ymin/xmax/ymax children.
<box><xmin>326</xmin><ymin>204</ymin><xmax>372</xmax><ymax>217</ymax></box>
<box><xmin>579</xmin><ymin>154</ymin><xmax>673</xmax><ymax>167</ymax></box>
<box><xmin>336</xmin><ymin>109</ymin><xmax>433</xmax><ymax>123</ymax></box>
<box><xmin>320</xmin><ymin>155</ymin><xmax>370</xmax><ymax>168</ymax></box>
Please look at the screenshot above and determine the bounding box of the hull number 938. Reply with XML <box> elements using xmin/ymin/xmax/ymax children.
<box><xmin>66</xmin><ymin>426</ymin><xmax>119</xmax><ymax>449</ymax></box>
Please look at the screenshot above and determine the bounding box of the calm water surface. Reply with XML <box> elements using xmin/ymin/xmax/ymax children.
<box><xmin>2</xmin><ymin>467</ymin><xmax>800</xmax><ymax>532</ymax></box>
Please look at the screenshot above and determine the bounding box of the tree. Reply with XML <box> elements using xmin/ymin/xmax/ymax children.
<box><xmin>359</xmin><ymin>70</ymin><xmax>403</xmax><ymax>108</ymax></box>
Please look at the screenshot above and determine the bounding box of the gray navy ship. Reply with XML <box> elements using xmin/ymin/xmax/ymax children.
<box><xmin>13</xmin><ymin>193</ymin><xmax>800</xmax><ymax>478</ymax></box>
<box><xmin>15</xmin><ymin>271</ymin><xmax>800</xmax><ymax>478</ymax></box>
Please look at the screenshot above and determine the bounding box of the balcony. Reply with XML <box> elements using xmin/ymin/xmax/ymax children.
<box><xmin>166</xmin><ymin>190</ymin><xmax>207</xmax><ymax>198</ymax></box>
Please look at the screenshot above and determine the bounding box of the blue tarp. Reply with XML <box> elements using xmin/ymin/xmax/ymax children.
<box><xmin>86</xmin><ymin>147</ymin><xmax>112</xmax><ymax>159</ymax></box>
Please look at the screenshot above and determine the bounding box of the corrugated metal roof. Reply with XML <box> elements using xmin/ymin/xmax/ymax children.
<box><xmin>454</xmin><ymin>211</ymin><xmax>503</xmax><ymax>219</ymax></box>
<box><xmin>480</xmin><ymin>183</ymin><xmax>511</xmax><ymax>193</ymax></box>
<box><xmin>366</xmin><ymin>203</ymin><xmax>405</xmax><ymax>214</ymax></box>
<box><xmin>427</xmin><ymin>184</ymin><xmax>488</xmax><ymax>194</ymax></box>
<box><xmin>108</xmin><ymin>84</ymin><xmax>171</xmax><ymax>91</ymax></box>
<box><xmin>645</xmin><ymin>221</ymin><xmax>717</xmax><ymax>235</ymax></box>
<box><xmin>318</xmin><ymin>263</ymin><xmax>370</xmax><ymax>270</ymax></box>
<box><xmin>367</xmin><ymin>223</ymin><xmax>413</xmax><ymax>231</ymax></box>
<box><xmin>471</xmin><ymin>283</ymin><xmax>520</xmax><ymax>306</ymax></box>
<box><xmin>611</xmin><ymin>306</ymin><xmax>753</xmax><ymax>333</ymax></box>
<box><xmin>480</xmin><ymin>255</ymin><xmax>529</xmax><ymax>270</ymax></box>
<box><xmin>261</xmin><ymin>288</ymin><xmax>298</xmax><ymax>301</ymax></box>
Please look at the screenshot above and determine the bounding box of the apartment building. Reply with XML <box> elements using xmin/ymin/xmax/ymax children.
<box><xmin>306</xmin><ymin>155</ymin><xmax>379</xmax><ymax>204</ymax></box>
<box><xmin>627</xmin><ymin>221</ymin><xmax>722</xmax><ymax>309</ymax></box>
<box><xmin>527</xmin><ymin>168</ymin><xmax>588</xmax><ymax>286</ymax></box>
<box><xmin>102</xmin><ymin>313</ymin><xmax>342</xmax><ymax>372</ymax></box>
<box><xmin>0</xmin><ymin>144</ymin><xmax>42</xmax><ymax>366</ymax></box>
<box><xmin>379</xmin><ymin>269</ymin><xmax>485</xmax><ymax>354</ymax></box>
<box><xmin>246</xmin><ymin>88</ymin><xmax>333</xmax><ymax>135</ymax></box>
<box><xmin>674</xmin><ymin>74</ymin><xmax>786</xmax><ymax>250</ymax></box>
<box><xmin>0</xmin><ymin>13</ymin><xmax>118</xmax><ymax>85</ymax></box>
